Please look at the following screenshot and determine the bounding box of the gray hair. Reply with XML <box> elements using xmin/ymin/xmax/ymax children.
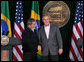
<box><xmin>42</xmin><ymin>14</ymin><xmax>51</xmax><ymax>19</ymax></box>
<box><xmin>27</xmin><ymin>18</ymin><xmax>35</xmax><ymax>25</ymax></box>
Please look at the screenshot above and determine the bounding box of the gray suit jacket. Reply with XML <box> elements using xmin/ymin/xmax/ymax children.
<box><xmin>38</xmin><ymin>23</ymin><xmax>63</xmax><ymax>56</ymax></box>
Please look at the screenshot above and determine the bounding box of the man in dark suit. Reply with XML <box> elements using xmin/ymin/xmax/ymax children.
<box><xmin>22</xmin><ymin>18</ymin><xmax>38</xmax><ymax>61</ymax></box>
<box><xmin>38</xmin><ymin>14</ymin><xmax>63</xmax><ymax>61</ymax></box>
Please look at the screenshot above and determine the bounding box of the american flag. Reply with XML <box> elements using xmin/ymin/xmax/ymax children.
<box><xmin>69</xmin><ymin>1</ymin><xmax>83</xmax><ymax>61</ymax></box>
<box><xmin>13</xmin><ymin>1</ymin><xmax>24</xmax><ymax>61</ymax></box>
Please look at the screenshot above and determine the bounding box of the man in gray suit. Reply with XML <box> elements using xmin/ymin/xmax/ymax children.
<box><xmin>38</xmin><ymin>14</ymin><xmax>63</xmax><ymax>61</ymax></box>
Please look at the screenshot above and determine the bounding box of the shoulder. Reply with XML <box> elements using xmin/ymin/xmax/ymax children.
<box><xmin>23</xmin><ymin>28</ymin><xmax>30</xmax><ymax>33</ymax></box>
<box><xmin>38</xmin><ymin>25</ymin><xmax>44</xmax><ymax>31</ymax></box>
<box><xmin>50</xmin><ymin>23</ymin><xmax>59</xmax><ymax>28</ymax></box>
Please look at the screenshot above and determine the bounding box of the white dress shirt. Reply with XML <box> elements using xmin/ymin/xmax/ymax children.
<box><xmin>31</xmin><ymin>28</ymin><xmax>35</xmax><ymax>32</ymax></box>
<box><xmin>44</xmin><ymin>24</ymin><xmax>50</xmax><ymax>39</ymax></box>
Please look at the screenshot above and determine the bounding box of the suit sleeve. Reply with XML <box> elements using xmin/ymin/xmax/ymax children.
<box><xmin>56</xmin><ymin>25</ymin><xmax>63</xmax><ymax>49</ymax></box>
<box><xmin>22</xmin><ymin>31</ymin><xmax>26</xmax><ymax>45</ymax></box>
<box><xmin>38</xmin><ymin>29</ymin><xmax>42</xmax><ymax>46</ymax></box>
<box><xmin>22</xmin><ymin>30</ymin><xmax>31</xmax><ymax>50</ymax></box>
<box><xmin>22</xmin><ymin>31</ymin><xmax>26</xmax><ymax>50</ymax></box>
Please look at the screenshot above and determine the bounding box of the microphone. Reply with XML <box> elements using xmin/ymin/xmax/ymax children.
<box><xmin>2</xmin><ymin>31</ymin><xmax>5</xmax><ymax>35</ymax></box>
<box><xmin>6</xmin><ymin>31</ymin><xmax>9</xmax><ymax>36</ymax></box>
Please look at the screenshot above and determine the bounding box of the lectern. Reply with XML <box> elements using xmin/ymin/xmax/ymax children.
<box><xmin>1</xmin><ymin>35</ymin><xmax>22</xmax><ymax>61</ymax></box>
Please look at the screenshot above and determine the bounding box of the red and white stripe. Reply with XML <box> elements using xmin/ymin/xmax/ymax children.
<box><xmin>69</xmin><ymin>20</ymin><xmax>83</xmax><ymax>61</ymax></box>
<box><xmin>13</xmin><ymin>21</ymin><xmax>24</xmax><ymax>61</ymax></box>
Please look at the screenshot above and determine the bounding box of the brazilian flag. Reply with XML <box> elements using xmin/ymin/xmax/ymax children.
<box><xmin>1</xmin><ymin>1</ymin><xmax>12</xmax><ymax>37</ymax></box>
<box><xmin>1</xmin><ymin>1</ymin><xmax>12</xmax><ymax>61</ymax></box>
<box><xmin>30</xmin><ymin>1</ymin><xmax>42</xmax><ymax>61</ymax></box>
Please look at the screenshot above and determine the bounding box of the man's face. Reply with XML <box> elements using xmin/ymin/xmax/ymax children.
<box><xmin>42</xmin><ymin>16</ymin><xmax>50</xmax><ymax>26</ymax></box>
<box><xmin>31</xmin><ymin>21</ymin><xmax>36</xmax><ymax>28</ymax></box>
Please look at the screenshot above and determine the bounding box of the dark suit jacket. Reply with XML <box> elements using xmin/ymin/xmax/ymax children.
<box><xmin>22</xmin><ymin>28</ymin><xmax>38</xmax><ymax>53</ymax></box>
<box><xmin>38</xmin><ymin>23</ymin><xmax>63</xmax><ymax>56</ymax></box>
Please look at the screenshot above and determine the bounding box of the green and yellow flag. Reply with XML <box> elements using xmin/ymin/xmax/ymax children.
<box><xmin>30</xmin><ymin>1</ymin><xmax>42</xmax><ymax>61</ymax></box>
<box><xmin>1</xmin><ymin>1</ymin><xmax>12</xmax><ymax>37</ymax></box>
<box><xmin>1</xmin><ymin>1</ymin><xmax>12</xmax><ymax>61</ymax></box>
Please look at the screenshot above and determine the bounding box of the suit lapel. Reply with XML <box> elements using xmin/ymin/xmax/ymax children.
<box><xmin>42</xmin><ymin>26</ymin><xmax>47</xmax><ymax>40</ymax></box>
<box><xmin>48</xmin><ymin>23</ymin><xmax>52</xmax><ymax>40</ymax></box>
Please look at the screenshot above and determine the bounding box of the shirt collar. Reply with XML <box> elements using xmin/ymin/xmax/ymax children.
<box><xmin>44</xmin><ymin>23</ymin><xmax>50</xmax><ymax>28</ymax></box>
